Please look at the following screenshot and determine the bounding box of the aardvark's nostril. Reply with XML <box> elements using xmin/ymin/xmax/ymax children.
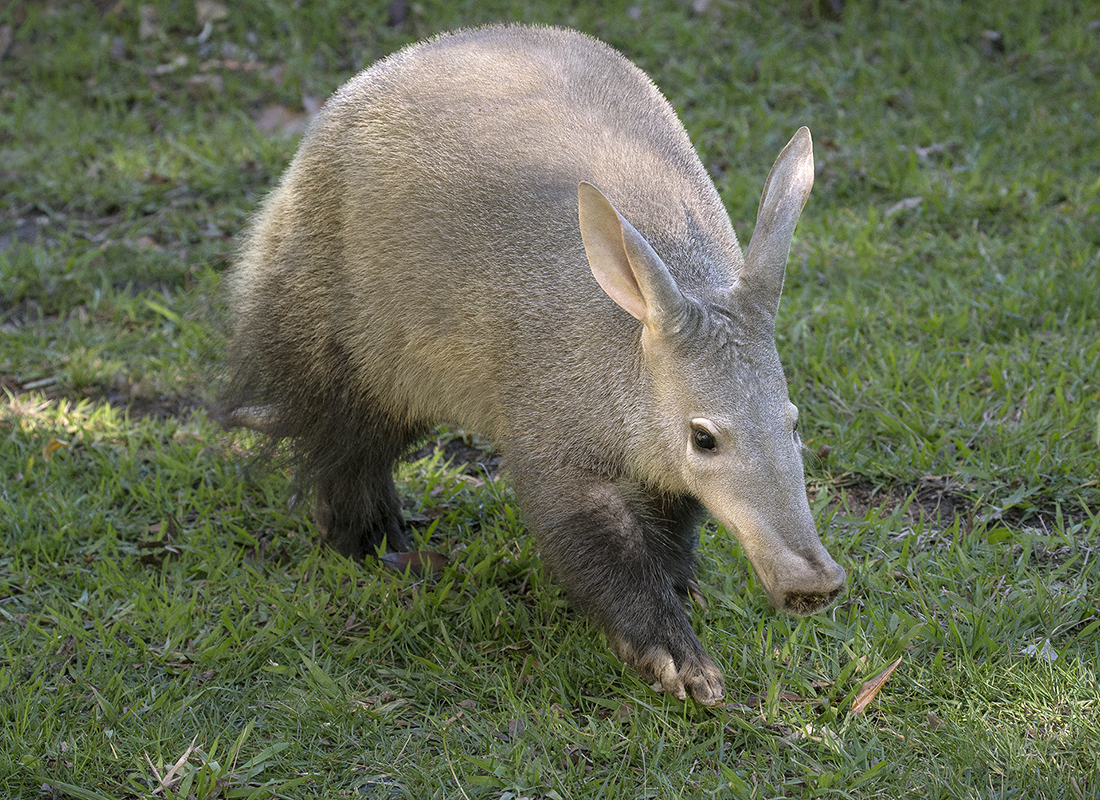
<box><xmin>783</xmin><ymin>585</ymin><xmax>843</xmax><ymax>616</ymax></box>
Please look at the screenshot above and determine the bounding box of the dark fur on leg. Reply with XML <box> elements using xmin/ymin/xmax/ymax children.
<box><xmin>508</xmin><ymin>457</ymin><xmax>723</xmax><ymax>705</ymax></box>
<box><xmin>313</xmin><ymin>457</ymin><xmax>410</xmax><ymax>558</ymax></box>
<box><xmin>221</xmin><ymin>308</ymin><xmax>424</xmax><ymax>558</ymax></box>
<box><xmin>645</xmin><ymin>492</ymin><xmax>705</xmax><ymax>602</ymax></box>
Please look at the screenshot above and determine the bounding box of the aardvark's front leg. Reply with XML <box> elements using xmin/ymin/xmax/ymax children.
<box><xmin>510</xmin><ymin>463</ymin><xmax>723</xmax><ymax>705</ymax></box>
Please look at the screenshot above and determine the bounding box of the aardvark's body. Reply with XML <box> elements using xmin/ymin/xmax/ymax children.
<box><xmin>224</xmin><ymin>24</ymin><xmax>845</xmax><ymax>704</ymax></box>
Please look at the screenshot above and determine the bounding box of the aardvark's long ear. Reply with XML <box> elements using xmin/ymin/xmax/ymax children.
<box><xmin>736</xmin><ymin>126</ymin><xmax>814</xmax><ymax>316</ymax></box>
<box><xmin>578</xmin><ymin>181</ymin><xmax>686</xmax><ymax>329</ymax></box>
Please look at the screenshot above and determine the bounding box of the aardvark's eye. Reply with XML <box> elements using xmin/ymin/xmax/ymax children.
<box><xmin>692</xmin><ymin>425</ymin><xmax>716</xmax><ymax>452</ymax></box>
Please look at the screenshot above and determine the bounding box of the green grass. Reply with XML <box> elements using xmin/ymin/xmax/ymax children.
<box><xmin>2</xmin><ymin>0</ymin><xmax>1098</xmax><ymax>797</ymax></box>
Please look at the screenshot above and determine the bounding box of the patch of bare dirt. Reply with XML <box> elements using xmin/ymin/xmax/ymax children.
<box><xmin>825</xmin><ymin>475</ymin><xmax>977</xmax><ymax>527</ymax></box>
<box><xmin>409</xmin><ymin>432</ymin><xmax>501</xmax><ymax>478</ymax></box>
<box><xmin>818</xmin><ymin>474</ymin><xmax>1093</xmax><ymax>549</ymax></box>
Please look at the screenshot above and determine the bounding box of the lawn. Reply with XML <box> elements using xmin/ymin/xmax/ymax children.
<box><xmin>1</xmin><ymin>1</ymin><xmax>1098</xmax><ymax>798</ymax></box>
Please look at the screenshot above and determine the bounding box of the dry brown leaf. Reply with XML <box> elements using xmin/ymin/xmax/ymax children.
<box><xmin>42</xmin><ymin>437</ymin><xmax>69</xmax><ymax>461</ymax></box>
<box><xmin>379</xmin><ymin>550</ymin><xmax>448</xmax><ymax>576</ymax></box>
<box><xmin>849</xmin><ymin>655</ymin><xmax>903</xmax><ymax>715</ymax></box>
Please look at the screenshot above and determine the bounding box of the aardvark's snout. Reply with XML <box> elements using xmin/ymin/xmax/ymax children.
<box><xmin>776</xmin><ymin>555</ymin><xmax>846</xmax><ymax>617</ymax></box>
